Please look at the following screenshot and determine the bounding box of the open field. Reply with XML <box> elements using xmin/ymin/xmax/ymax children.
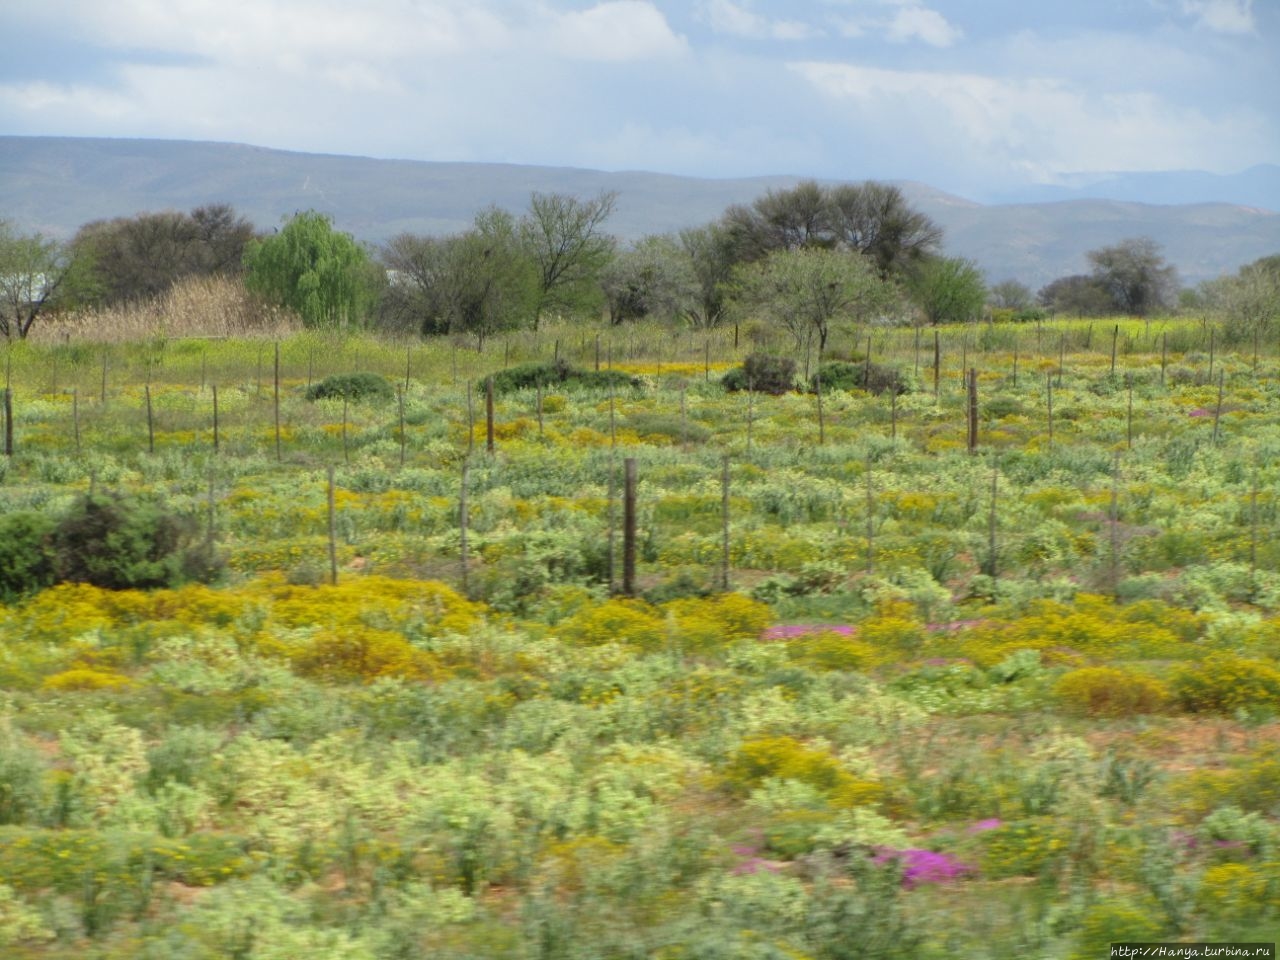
<box><xmin>1</xmin><ymin>316</ymin><xmax>1279</xmax><ymax>958</ymax></box>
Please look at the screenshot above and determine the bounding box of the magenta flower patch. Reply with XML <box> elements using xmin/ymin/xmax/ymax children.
<box><xmin>873</xmin><ymin>847</ymin><xmax>973</xmax><ymax>889</ymax></box>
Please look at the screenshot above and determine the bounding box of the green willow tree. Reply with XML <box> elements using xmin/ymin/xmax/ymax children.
<box><xmin>244</xmin><ymin>212</ymin><xmax>378</xmax><ymax>328</ymax></box>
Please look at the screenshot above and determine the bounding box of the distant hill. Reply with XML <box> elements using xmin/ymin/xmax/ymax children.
<box><xmin>989</xmin><ymin>164</ymin><xmax>1280</xmax><ymax>210</ymax></box>
<box><xmin>2</xmin><ymin>136</ymin><xmax>1277</xmax><ymax>289</ymax></box>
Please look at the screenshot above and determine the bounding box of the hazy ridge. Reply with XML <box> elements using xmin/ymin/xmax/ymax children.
<box><xmin>2</xmin><ymin>136</ymin><xmax>1277</xmax><ymax>288</ymax></box>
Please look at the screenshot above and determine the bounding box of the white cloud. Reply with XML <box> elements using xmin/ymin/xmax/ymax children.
<box><xmin>885</xmin><ymin>3</ymin><xmax>963</xmax><ymax>46</ymax></box>
<box><xmin>701</xmin><ymin>0</ymin><xmax>820</xmax><ymax>40</ymax></box>
<box><xmin>543</xmin><ymin>1</ymin><xmax>688</xmax><ymax>61</ymax></box>
<box><xmin>1180</xmin><ymin>0</ymin><xmax>1255</xmax><ymax>33</ymax></box>
<box><xmin>791</xmin><ymin>60</ymin><xmax>1275</xmax><ymax>179</ymax></box>
<box><xmin>831</xmin><ymin>1</ymin><xmax>962</xmax><ymax>47</ymax></box>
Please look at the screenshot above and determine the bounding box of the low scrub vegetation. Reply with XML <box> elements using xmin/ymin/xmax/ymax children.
<box><xmin>0</xmin><ymin>314</ymin><xmax>1279</xmax><ymax>956</ymax></box>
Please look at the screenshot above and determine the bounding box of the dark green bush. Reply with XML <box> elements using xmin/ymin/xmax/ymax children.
<box><xmin>0</xmin><ymin>511</ymin><xmax>57</xmax><ymax>603</ymax></box>
<box><xmin>305</xmin><ymin>372</ymin><xmax>394</xmax><ymax>402</ymax></box>
<box><xmin>722</xmin><ymin>354</ymin><xmax>796</xmax><ymax>395</ymax></box>
<box><xmin>809</xmin><ymin>360</ymin><xmax>907</xmax><ymax>396</ymax></box>
<box><xmin>51</xmin><ymin>492</ymin><xmax>215</xmax><ymax>590</ymax></box>
<box><xmin>488</xmin><ymin>360</ymin><xmax>638</xmax><ymax>394</ymax></box>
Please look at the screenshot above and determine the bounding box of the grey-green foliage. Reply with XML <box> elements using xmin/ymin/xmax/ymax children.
<box><xmin>599</xmin><ymin>233</ymin><xmax>698</xmax><ymax>324</ymax></box>
<box><xmin>244</xmin><ymin>211</ymin><xmax>378</xmax><ymax>328</ymax></box>
<box><xmin>729</xmin><ymin>247</ymin><xmax>892</xmax><ymax>357</ymax></box>
<box><xmin>0</xmin><ymin>724</ymin><xmax>46</xmax><ymax>826</ymax></box>
<box><xmin>0</xmin><ymin>220</ymin><xmax>75</xmax><ymax>340</ymax></box>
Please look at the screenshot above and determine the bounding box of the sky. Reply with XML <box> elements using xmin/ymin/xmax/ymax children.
<box><xmin>1</xmin><ymin>0</ymin><xmax>1277</xmax><ymax>201</ymax></box>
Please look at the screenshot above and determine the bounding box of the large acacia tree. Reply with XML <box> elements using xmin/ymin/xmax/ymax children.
<box><xmin>717</xmin><ymin>180</ymin><xmax>942</xmax><ymax>278</ymax></box>
<box><xmin>1086</xmin><ymin>237</ymin><xmax>1179</xmax><ymax>317</ymax></box>
<box><xmin>71</xmin><ymin>204</ymin><xmax>255</xmax><ymax>307</ymax></box>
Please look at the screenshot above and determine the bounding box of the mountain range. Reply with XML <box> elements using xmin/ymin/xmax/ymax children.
<box><xmin>2</xmin><ymin>136</ymin><xmax>1277</xmax><ymax>290</ymax></box>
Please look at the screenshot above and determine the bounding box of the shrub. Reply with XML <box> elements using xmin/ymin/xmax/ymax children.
<box><xmin>304</xmin><ymin>371</ymin><xmax>394</xmax><ymax>402</ymax></box>
<box><xmin>1054</xmin><ymin>666</ymin><xmax>1170</xmax><ymax>718</ymax></box>
<box><xmin>0</xmin><ymin>511</ymin><xmax>56</xmax><ymax>603</ymax></box>
<box><xmin>787</xmin><ymin>632</ymin><xmax>878</xmax><ymax>673</ymax></box>
<box><xmin>556</xmin><ymin>598</ymin><xmax>666</xmax><ymax>649</ymax></box>
<box><xmin>624</xmin><ymin>412</ymin><xmax>712</xmax><ymax>444</ymax></box>
<box><xmin>725</xmin><ymin>736</ymin><xmax>881</xmax><ymax>806</ymax></box>
<box><xmin>41</xmin><ymin>667</ymin><xmax>133</xmax><ymax>692</ymax></box>
<box><xmin>664</xmin><ymin>593</ymin><xmax>771</xmax><ymax>651</ymax></box>
<box><xmin>1171</xmin><ymin>653</ymin><xmax>1280</xmax><ymax>716</ymax></box>
<box><xmin>1069</xmin><ymin>900</ymin><xmax>1166</xmax><ymax>960</ymax></box>
<box><xmin>51</xmin><ymin>492</ymin><xmax>214</xmax><ymax>591</ymax></box>
<box><xmin>0</xmin><ymin>729</ymin><xmax>45</xmax><ymax>826</ymax></box>
<box><xmin>1197</xmin><ymin>863</ymin><xmax>1273</xmax><ymax>922</ymax></box>
<box><xmin>722</xmin><ymin>354</ymin><xmax>796</xmax><ymax>395</ymax></box>
<box><xmin>809</xmin><ymin>360</ymin><xmax>907</xmax><ymax>396</ymax></box>
<box><xmin>290</xmin><ymin>626</ymin><xmax>442</xmax><ymax>683</ymax></box>
<box><xmin>488</xmin><ymin>360</ymin><xmax>637</xmax><ymax>394</ymax></box>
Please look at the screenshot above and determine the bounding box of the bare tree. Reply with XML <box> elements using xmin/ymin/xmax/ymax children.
<box><xmin>599</xmin><ymin>234</ymin><xmax>697</xmax><ymax>325</ymax></box>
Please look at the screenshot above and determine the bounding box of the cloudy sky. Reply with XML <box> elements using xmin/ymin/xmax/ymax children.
<box><xmin>1</xmin><ymin>0</ymin><xmax>1276</xmax><ymax>200</ymax></box>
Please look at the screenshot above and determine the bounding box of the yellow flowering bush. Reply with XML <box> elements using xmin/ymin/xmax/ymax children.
<box><xmin>40</xmin><ymin>667</ymin><xmax>133</xmax><ymax>692</ymax></box>
<box><xmin>289</xmin><ymin>627</ymin><xmax>443</xmax><ymax>683</ymax></box>
<box><xmin>786</xmin><ymin>631</ymin><xmax>879</xmax><ymax>672</ymax></box>
<box><xmin>1171</xmin><ymin>652</ymin><xmax>1280</xmax><ymax>715</ymax></box>
<box><xmin>979</xmin><ymin>818</ymin><xmax>1069</xmax><ymax>878</ymax></box>
<box><xmin>1196</xmin><ymin>862</ymin><xmax>1276</xmax><ymax>921</ymax></box>
<box><xmin>857</xmin><ymin>600</ymin><xmax>927</xmax><ymax>654</ymax></box>
<box><xmin>664</xmin><ymin>593</ymin><xmax>771</xmax><ymax>652</ymax></box>
<box><xmin>556</xmin><ymin>598</ymin><xmax>666</xmax><ymax>648</ymax></box>
<box><xmin>724</xmin><ymin>736</ymin><xmax>882</xmax><ymax>807</ymax></box>
<box><xmin>1053</xmin><ymin>666</ymin><xmax>1170</xmax><ymax>718</ymax></box>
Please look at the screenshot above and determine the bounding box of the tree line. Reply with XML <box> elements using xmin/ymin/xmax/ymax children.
<box><xmin>2</xmin><ymin>183</ymin><xmax>1276</xmax><ymax>342</ymax></box>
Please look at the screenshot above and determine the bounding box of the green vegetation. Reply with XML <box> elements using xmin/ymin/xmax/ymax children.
<box><xmin>304</xmin><ymin>372</ymin><xmax>394</xmax><ymax>402</ymax></box>
<box><xmin>3</xmin><ymin>177</ymin><xmax>1280</xmax><ymax>958</ymax></box>
<box><xmin>0</xmin><ymin>313</ymin><xmax>1277</xmax><ymax>957</ymax></box>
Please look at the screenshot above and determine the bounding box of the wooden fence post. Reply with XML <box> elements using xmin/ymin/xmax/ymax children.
<box><xmin>721</xmin><ymin>456</ymin><xmax>731</xmax><ymax>593</ymax></box>
<box><xmin>966</xmin><ymin>368</ymin><xmax>978</xmax><ymax>454</ymax></box>
<box><xmin>2</xmin><ymin>387</ymin><xmax>12</xmax><ymax>457</ymax></box>
<box><xmin>485</xmin><ymin>377</ymin><xmax>495</xmax><ymax>455</ymax></box>
<box><xmin>1046</xmin><ymin>372</ymin><xmax>1054</xmax><ymax>448</ymax></box>
<box><xmin>327</xmin><ymin>465</ymin><xmax>338</xmax><ymax>586</ymax></box>
<box><xmin>273</xmin><ymin>342</ymin><xmax>282</xmax><ymax>462</ymax></box>
<box><xmin>145</xmin><ymin>383</ymin><xmax>155</xmax><ymax>454</ymax></box>
<box><xmin>623</xmin><ymin>458</ymin><xmax>638</xmax><ymax>596</ymax></box>
<box><xmin>459</xmin><ymin>460</ymin><xmax>470</xmax><ymax>595</ymax></box>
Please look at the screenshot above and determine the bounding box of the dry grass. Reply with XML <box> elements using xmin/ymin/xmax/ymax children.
<box><xmin>32</xmin><ymin>275</ymin><xmax>302</xmax><ymax>344</ymax></box>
